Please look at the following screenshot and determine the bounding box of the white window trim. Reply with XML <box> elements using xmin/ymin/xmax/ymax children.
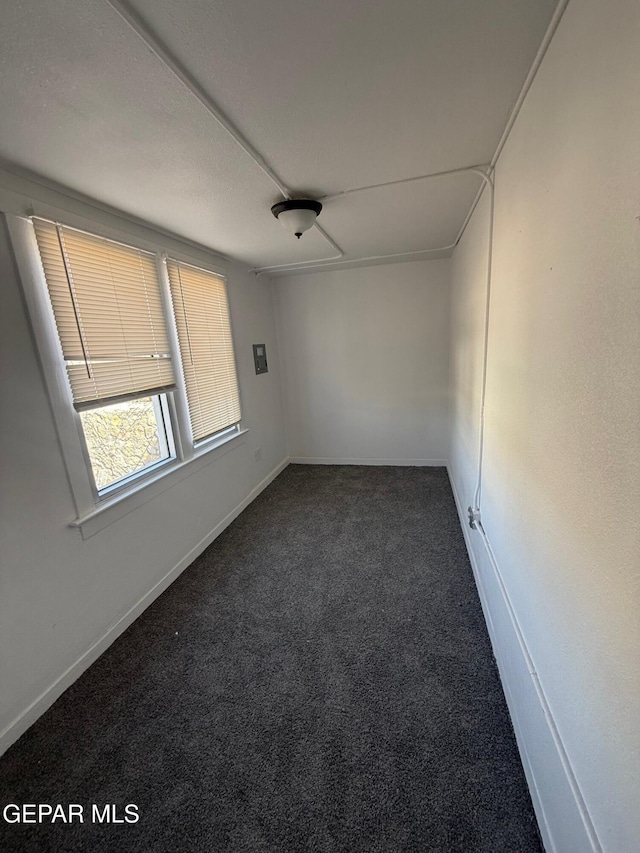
<box><xmin>7</xmin><ymin>213</ymin><xmax>247</xmax><ymax>540</ymax></box>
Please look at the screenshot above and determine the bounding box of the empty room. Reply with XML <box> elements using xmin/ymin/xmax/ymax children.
<box><xmin>0</xmin><ymin>0</ymin><xmax>638</xmax><ymax>851</ymax></box>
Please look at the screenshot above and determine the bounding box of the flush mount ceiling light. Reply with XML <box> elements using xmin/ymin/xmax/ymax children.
<box><xmin>271</xmin><ymin>199</ymin><xmax>323</xmax><ymax>239</ymax></box>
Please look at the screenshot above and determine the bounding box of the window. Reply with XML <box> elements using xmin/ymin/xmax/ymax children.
<box><xmin>32</xmin><ymin>219</ymin><xmax>177</xmax><ymax>495</ymax></box>
<box><xmin>78</xmin><ymin>396</ymin><xmax>172</xmax><ymax>493</ymax></box>
<box><xmin>167</xmin><ymin>260</ymin><xmax>241</xmax><ymax>444</ymax></box>
<box><xmin>21</xmin><ymin>215</ymin><xmax>243</xmax><ymax>528</ymax></box>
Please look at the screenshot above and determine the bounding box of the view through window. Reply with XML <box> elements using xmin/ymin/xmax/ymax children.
<box><xmin>79</xmin><ymin>396</ymin><xmax>170</xmax><ymax>492</ymax></box>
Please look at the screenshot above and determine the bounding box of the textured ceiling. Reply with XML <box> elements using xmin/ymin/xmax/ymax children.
<box><xmin>0</xmin><ymin>0</ymin><xmax>558</xmax><ymax>268</ymax></box>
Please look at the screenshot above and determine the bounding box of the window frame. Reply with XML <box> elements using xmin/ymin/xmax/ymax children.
<box><xmin>7</xmin><ymin>212</ymin><xmax>247</xmax><ymax>539</ymax></box>
<box><xmin>81</xmin><ymin>391</ymin><xmax>176</xmax><ymax>500</ymax></box>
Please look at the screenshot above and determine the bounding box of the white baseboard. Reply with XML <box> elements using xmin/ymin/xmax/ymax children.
<box><xmin>289</xmin><ymin>456</ymin><xmax>447</xmax><ymax>466</ymax></box>
<box><xmin>0</xmin><ymin>456</ymin><xmax>290</xmax><ymax>757</ymax></box>
<box><xmin>446</xmin><ymin>466</ymin><xmax>601</xmax><ymax>853</ymax></box>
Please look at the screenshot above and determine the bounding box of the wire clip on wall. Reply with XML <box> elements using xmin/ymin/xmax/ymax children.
<box><xmin>467</xmin><ymin>506</ymin><xmax>482</xmax><ymax>529</ymax></box>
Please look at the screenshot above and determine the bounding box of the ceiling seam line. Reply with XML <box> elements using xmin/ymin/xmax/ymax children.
<box><xmin>103</xmin><ymin>0</ymin><xmax>345</xmax><ymax>265</ymax></box>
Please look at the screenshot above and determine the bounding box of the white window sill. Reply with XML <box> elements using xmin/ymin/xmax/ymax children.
<box><xmin>71</xmin><ymin>427</ymin><xmax>248</xmax><ymax>539</ymax></box>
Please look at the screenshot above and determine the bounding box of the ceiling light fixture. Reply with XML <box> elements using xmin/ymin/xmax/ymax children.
<box><xmin>271</xmin><ymin>199</ymin><xmax>323</xmax><ymax>239</ymax></box>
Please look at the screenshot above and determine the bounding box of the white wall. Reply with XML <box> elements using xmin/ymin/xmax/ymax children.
<box><xmin>273</xmin><ymin>261</ymin><xmax>450</xmax><ymax>464</ymax></box>
<box><xmin>0</xmin><ymin>187</ymin><xmax>288</xmax><ymax>752</ymax></box>
<box><xmin>449</xmin><ymin>1</ymin><xmax>640</xmax><ymax>850</ymax></box>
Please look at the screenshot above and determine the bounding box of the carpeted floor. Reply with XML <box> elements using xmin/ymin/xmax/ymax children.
<box><xmin>0</xmin><ymin>465</ymin><xmax>541</xmax><ymax>852</ymax></box>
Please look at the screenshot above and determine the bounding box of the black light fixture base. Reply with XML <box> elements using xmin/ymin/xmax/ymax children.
<box><xmin>271</xmin><ymin>199</ymin><xmax>323</xmax><ymax>219</ymax></box>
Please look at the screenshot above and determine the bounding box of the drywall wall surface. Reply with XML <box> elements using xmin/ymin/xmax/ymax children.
<box><xmin>0</xmin><ymin>210</ymin><xmax>287</xmax><ymax>749</ymax></box>
<box><xmin>449</xmin><ymin>0</ymin><xmax>640</xmax><ymax>849</ymax></box>
<box><xmin>273</xmin><ymin>261</ymin><xmax>450</xmax><ymax>464</ymax></box>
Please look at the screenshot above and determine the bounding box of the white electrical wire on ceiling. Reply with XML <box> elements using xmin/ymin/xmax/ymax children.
<box><xmin>103</xmin><ymin>0</ymin><xmax>568</xmax><ymax>291</ymax></box>
<box><xmin>104</xmin><ymin>0</ymin><xmax>573</xmax><ymax>529</ymax></box>
<box><xmin>252</xmin><ymin>165</ymin><xmax>492</xmax><ymax>276</ymax></box>
<box><xmin>104</xmin><ymin>0</ymin><xmax>345</xmax><ymax>264</ymax></box>
<box><xmin>254</xmin><ymin>0</ymin><xmax>571</xmax><ymax>277</ymax></box>
<box><xmin>102</xmin><ymin>0</ymin><xmax>497</xmax><ymax>507</ymax></box>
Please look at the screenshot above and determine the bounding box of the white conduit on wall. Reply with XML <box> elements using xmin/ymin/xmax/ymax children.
<box><xmin>104</xmin><ymin>0</ymin><xmax>570</xmax><ymax>530</ymax></box>
<box><xmin>251</xmin><ymin>0</ymin><xmax>571</xmax><ymax>277</ymax></box>
<box><xmin>464</xmin><ymin>0</ymin><xmax>570</xmax><ymax>525</ymax></box>
<box><xmin>103</xmin><ymin>0</ymin><xmax>497</xmax><ymax>505</ymax></box>
<box><xmin>464</xmin><ymin>173</ymin><xmax>602</xmax><ymax>853</ymax></box>
<box><xmin>99</xmin><ymin>10</ymin><xmax>602</xmax><ymax>842</ymax></box>
<box><xmin>469</xmin><ymin>169</ymin><xmax>494</xmax><ymax>525</ymax></box>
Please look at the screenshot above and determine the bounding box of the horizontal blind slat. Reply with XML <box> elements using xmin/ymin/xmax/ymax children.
<box><xmin>33</xmin><ymin>218</ymin><xmax>175</xmax><ymax>405</ymax></box>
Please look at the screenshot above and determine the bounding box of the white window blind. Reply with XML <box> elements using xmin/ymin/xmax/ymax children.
<box><xmin>32</xmin><ymin>218</ymin><xmax>175</xmax><ymax>409</ymax></box>
<box><xmin>166</xmin><ymin>259</ymin><xmax>241</xmax><ymax>442</ymax></box>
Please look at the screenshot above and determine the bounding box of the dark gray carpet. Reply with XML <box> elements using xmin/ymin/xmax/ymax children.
<box><xmin>0</xmin><ymin>465</ymin><xmax>541</xmax><ymax>852</ymax></box>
